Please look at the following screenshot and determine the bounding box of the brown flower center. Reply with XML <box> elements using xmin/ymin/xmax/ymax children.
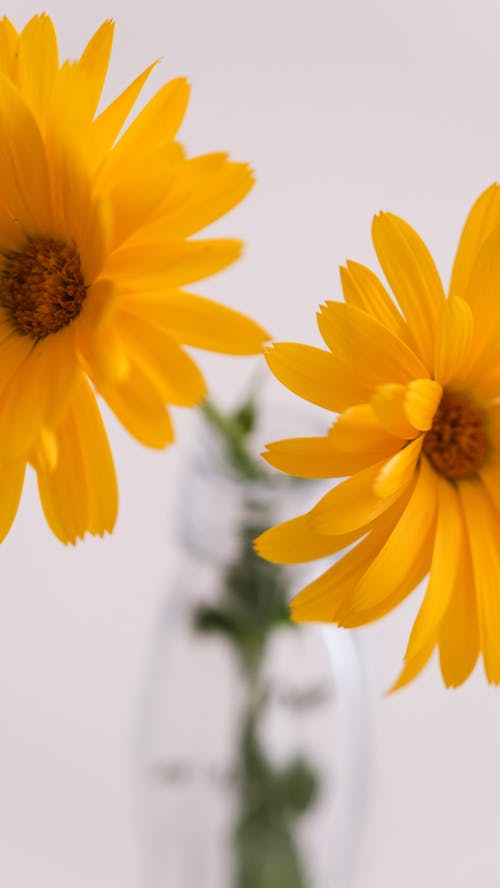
<box><xmin>0</xmin><ymin>238</ymin><xmax>87</xmax><ymax>339</ymax></box>
<box><xmin>422</xmin><ymin>391</ymin><xmax>489</xmax><ymax>478</ymax></box>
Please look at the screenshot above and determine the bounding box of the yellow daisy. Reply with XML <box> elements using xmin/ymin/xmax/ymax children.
<box><xmin>0</xmin><ymin>15</ymin><xmax>267</xmax><ymax>544</ymax></box>
<box><xmin>256</xmin><ymin>185</ymin><xmax>500</xmax><ymax>689</ymax></box>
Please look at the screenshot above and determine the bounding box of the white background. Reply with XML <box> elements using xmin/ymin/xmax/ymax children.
<box><xmin>1</xmin><ymin>0</ymin><xmax>500</xmax><ymax>885</ymax></box>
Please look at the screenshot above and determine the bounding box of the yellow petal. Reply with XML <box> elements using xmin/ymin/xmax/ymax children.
<box><xmin>17</xmin><ymin>14</ymin><xmax>59</xmax><ymax>126</ymax></box>
<box><xmin>40</xmin><ymin>325</ymin><xmax>79</xmax><ymax>426</ymax></box>
<box><xmin>479</xmin><ymin>464</ymin><xmax>500</xmax><ymax>516</ymax></box>
<box><xmin>0</xmin><ymin>17</ymin><xmax>19</xmax><ymax>79</ymax></box>
<box><xmin>0</xmin><ymin>457</ymin><xmax>26</xmax><ymax>541</ymax></box>
<box><xmin>405</xmin><ymin>477</ymin><xmax>462</xmax><ymax>659</ymax></box>
<box><xmin>136</xmin><ymin>154</ymin><xmax>255</xmax><ymax>240</ymax></box>
<box><xmin>438</xmin><ymin>539</ymin><xmax>479</xmax><ymax>687</ymax></box>
<box><xmin>349</xmin><ymin>457</ymin><xmax>436</xmax><ymax>611</ymax></box>
<box><xmin>372</xmin><ymin>212</ymin><xmax>445</xmax><ymax>370</ymax></box>
<box><xmin>125</xmin><ymin>76</ymin><xmax>189</xmax><ymax>145</ymax></box>
<box><xmin>75</xmin><ymin>389</ymin><xmax>117</xmax><ymax>538</ymax></box>
<box><xmin>77</xmin><ymin>20</ymin><xmax>114</xmax><ymax>119</ymax></box>
<box><xmin>0</xmin><ymin>72</ymin><xmax>53</xmax><ymax>234</ymax></box>
<box><xmin>0</xmin><ymin>327</ymin><xmax>34</xmax><ymax>395</ymax></box>
<box><xmin>102</xmin><ymin>77</ymin><xmax>190</xmax><ymax>178</ymax></box>
<box><xmin>329</xmin><ymin>477</ymin><xmax>431</xmax><ymax>628</ymax></box>
<box><xmin>104</xmin><ymin>238</ymin><xmax>243</xmax><ymax>288</ymax></box>
<box><xmin>34</xmin><ymin>441</ymin><xmax>84</xmax><ymax>543</ymax></box>
<box><xmin>47</xmin><ymin>60</ymin><xmax>93</xmax><ymax>148</ymax></box>
<box><xmin>80</xmin><ymin>278</ymin><xmax>117</xmax><ymax>328</ymax></box>
<box><xmin>99</xmin><ymin>363</ymin><xmax>175</xmax><ymax>449</ymax></box>
<box><xmin>403</xmin><ymin>378</ymin><xmax>442</xmax><ymax>431</ymax></box>
<box><xmin>265</xmin><ymin>342</ymin><xmax>369</xmax><ymax>413</ymax></box>
<box><xmin>105</xmin><ymin>141</ymin><xmax>184</xmax><ymax>249</ymax></box>
<box><xmin>317</xmin><ymin>301</ymin><xmax>427</xmax><ymax>384</ymax></box>
<box><xmin>255</xmin><ymin>512</ymin><xmax>365</xmax><ymax>564</ymax></box>
<box><xmin>71</xmin><ymin>374</ymin><xmax>117</xmax><ymax>536</ymax></box>
<box><xmin>461</xmin><ymin>226</ymin><xmax>500</xmax><ymax>361</ymax></box>
<box><xmin>115</xmin><ymin>311</ymin><xmax>206</xmax><ymax>406</ymax></box>
<box><xmin>339</xmin><ymin>536</ymin><xmax>429</xmax><ymax>628</ymax></box>
<box><xmin>328</xmin><ymin>403</ymin><xmax>402</xmax><ymax>453</ymax></box>
<box><xmin>78</xmin><ymin>195</ymin><xmax>111</xmax><ymax>283</ymax></box>
<box><xmin>79</xmin><ymin>325</ymin><xmax>129</xmax><ymax>389</ymax></box>
<box><xmin>371</xmin><ymin>383</ymin><xmax>419</xmax><ymax>439</ymax></box>
<box><xmin>34</xmin><ymin>374</ymin><xmax>118</xmax><ymax>543</ymax></box>
<box><xmin>485</xmin><ymin>408</ymin><xmax>500</xmax><ymax>447</ymax></box>
<box><xmin>389</xmin><ymin>642</ymin><xmax>435</xmax><ymax>692</ymax></box>
<box><xmin>310</xmin><ymin>459</ymin><xmax>405</xmax><ymax>535</ymax></box>
<box><xmin>76</xmin><ymin>279</ymin><xmax>129</xmax><ymax>388</ymax></box>
<box><xmin>339</xmin><ymin>260</ymin><xmax>407</xmax><ymax>340</ymax></box>
<box><xmin>373</xmin><ymin>378</ymin><xmax>441</xmax><ymax>438</ymax></box>
<box><xmin>88</xmin><ymin>61</ymin><xmax>158</xmax><ymax>167</ymax></box>
<box><xmin>449</xmin><ymin>183</ymin><xmax>500</xmax><ymax>303</ymax></box>
<box><xmin>46</xmin><ymin>129</ymin><xmax>99</xmax><ymax>255</ymax></box>
<box><xmin>120</xmin><ymin>289</ymin><xmax>269</xmax><ymax>355</ymax></box>
<box><xmin>461</xmin><ymin>351</ymin><xmax>500</xmax><ymax>401</ymax></box>
<box><xmin>0</xmin><ymin>204</ymin><xmax>24</xmax><ymax>252</ymax></box>
<box><xmin>0</xmin><ymin>328</ymin><xmax>77</xmax><ymax>459</ymax></box>
<box><xmin>36</xmin><ymin>426</ymin><xmax>58</xmax><ymax>473</ymax></box>
<box><xmin>434</xmin><ymin>296</ymin><xmax>474</xmax><ymax>386</ymax></box>
<box><xmin>290</xmin><ymin>501</ymin><xmax>404</xmax><ymax>622</ymax></box>
<box><xmin>373</xmin><ymin>436</ymin><xmax>422</xmax><ymax>499</ymax></box>
<box><xmin>459</xmin><ymin>478</ymin><xmax>500</xmax><ymax>684</ymax></box>
<box><xmin>263</xmin><ymin>434</ymin><xmax>387</xmax><ymax>477</ymax></box>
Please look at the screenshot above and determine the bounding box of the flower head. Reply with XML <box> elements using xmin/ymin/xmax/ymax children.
<box><xmin>0</xmin><ymin>15</ymin><xmax>267</xmax><ymax>543</ymax></box>
<box><xmin>256</xmin><ymin>185</ymin><xmax>500</xmax><ymax>689</ymax></box>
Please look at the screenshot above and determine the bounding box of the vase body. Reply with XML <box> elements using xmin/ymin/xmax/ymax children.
<box><xmin>138</xmin><ymin>414</ymin><xmax>370</xmax><ymax>888</ymax></box>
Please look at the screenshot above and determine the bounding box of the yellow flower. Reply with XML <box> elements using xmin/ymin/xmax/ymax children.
<box><xmin>256</xmin><ymin>185</ymin><xmax>500</xmax><ymax>689</ymax></box>
<box><xmin>0</xmin><ymin>15</ymin><xmax>267</xmax><ymax>544</ymax></box>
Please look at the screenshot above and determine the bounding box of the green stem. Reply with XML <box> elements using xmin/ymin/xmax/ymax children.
<box><xmin>200</xmin><ymin>398</ymin><xmax>268</xmax><ymax>480</ymax></box>
<box><xmin>195</xmin><ymin>397</ymin><xmax>318</xmax><ymax>888</ymax></box>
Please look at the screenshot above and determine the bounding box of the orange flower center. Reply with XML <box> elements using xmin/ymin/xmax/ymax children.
<box><xmin>422</xmin><ymin>391</ymin><xmax>489</xmax><ymax>478</ymax></box>
<box><xmin>0</xmin><ymin>238</ymin><xmax>87</xmax><ymax>339</ymax></box>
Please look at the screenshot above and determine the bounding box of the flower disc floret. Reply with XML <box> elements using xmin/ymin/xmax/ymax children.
<box><xmin>0</xmin><ymin>238</ymin><xmax>87</xmax><ymax>338</ymax></box>
<box><xmin>422</xmin><ymin>391</ymin><xmax>489</xmax><ymax>479</ymax></box>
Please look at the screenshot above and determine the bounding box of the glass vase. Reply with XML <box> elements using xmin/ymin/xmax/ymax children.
<box><xmin>138</xmin><ymin>405</ymin><xmax>371</xmax><ymax>888</ymax></box>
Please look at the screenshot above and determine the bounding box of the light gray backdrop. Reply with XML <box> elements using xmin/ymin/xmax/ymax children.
<box><xmin>0</xmin><ymin>1</ymin><xmax>499</xmax><ymax>886</ymax></box>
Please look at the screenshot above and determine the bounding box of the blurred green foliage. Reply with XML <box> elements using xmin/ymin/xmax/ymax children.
<box><xmin>195</xmin><ymin>398</ymin><xmax>319</xmax><ymax>888</ymax></box>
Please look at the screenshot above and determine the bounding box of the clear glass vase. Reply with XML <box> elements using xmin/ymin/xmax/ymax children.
<box><xmin>138</xmin><ymin>405</ymin><xmax>371</xmax><ymax>888</ymax></box>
